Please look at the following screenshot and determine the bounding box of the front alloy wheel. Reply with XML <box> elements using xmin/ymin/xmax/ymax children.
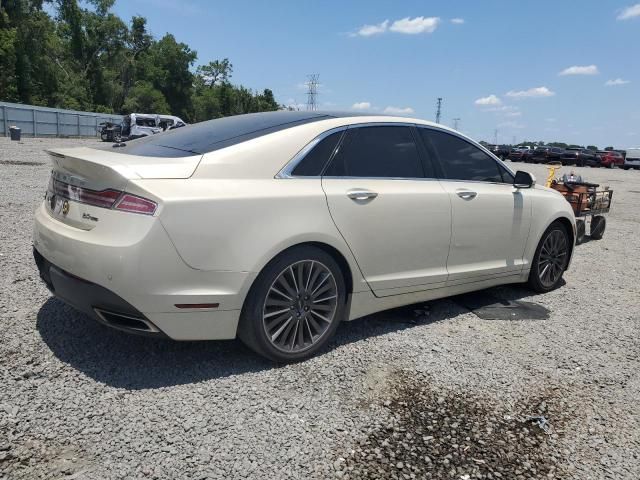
<box><xmin>528</xmin><ymin>222</ymin><xmax>570</xmax><ymax>292</ymax></box>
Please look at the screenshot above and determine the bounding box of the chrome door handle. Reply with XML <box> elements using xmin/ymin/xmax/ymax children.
<box><xmin>347</xmin><ymin>190</ymin><xmax>378</xmax><ymax>201</ymax></box>
<box><xmin>456</xmin><ymin>190</ymin><xmax>477</xmax><ymax>200</ymax></box>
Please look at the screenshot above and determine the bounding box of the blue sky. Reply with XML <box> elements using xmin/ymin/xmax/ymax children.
<box><xmin>112</xmin><ymin>0</ymin><xmax>640</xmax><ymax>148</ymax></box>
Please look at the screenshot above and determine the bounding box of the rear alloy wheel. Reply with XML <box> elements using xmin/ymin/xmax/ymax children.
<box><xmin>238</xmin><ymin>246</ymin><xmax>346</xmax><ymax>362</ymax></box>
<box><xmin>528</xmin><ymin>222</ymin><xmax>570</xmax><ymax>293</ymax></box>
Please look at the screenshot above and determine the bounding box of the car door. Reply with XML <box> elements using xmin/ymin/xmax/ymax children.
<box><xmin>417</xmin><ymin>127</ymin><xmax>532</xmax><ymax>285</ymax></box>
<box><xmin>321</xmin><ymin>124</ymin><xmax>452</xmax><ymax>296</ymax></box>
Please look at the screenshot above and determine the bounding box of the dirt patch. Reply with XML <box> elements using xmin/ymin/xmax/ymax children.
<box><xmin>454</xmin><ymin>292</ymin><xmax>550</xmax><ymax>321</ymax></box>
<box><xmin>340</xmin><ymin>372</ymin><xmax>571</xmax><ymax>479</ymax></box>
<box><xmin>0</xmin><ymin>438</ymin><xmax>93</xmax><ymax>479</ymax></box>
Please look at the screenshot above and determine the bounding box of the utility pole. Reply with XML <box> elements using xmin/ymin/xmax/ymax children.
<box><xmin>452</xmin><ymin>117</ymin><xmax>461</xmax><ymax>131</ymax></box>
<box><xmin>305</xmin><ymin>74</ymin><xmax>319</xmax><ymax>111</ymax></box>
<box><xmin>493</xmin><ymin>129</ymin><xmax>498</xmax><ymax>145</ymax></box>
<box><xmin>512</xmin><ymin>136</ymin><xmax>517</xmax><ymax>146</ymax></box>
<box><xmin>435</xmin><ymin>97</ymin><xmax>442</xmax><ymax>124</ymax></box>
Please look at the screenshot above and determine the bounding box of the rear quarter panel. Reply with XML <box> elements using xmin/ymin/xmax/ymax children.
<box><xmin>135</xmin><ymin>178</ymin><xmax>370</xmax><ymax>293</ymax></box>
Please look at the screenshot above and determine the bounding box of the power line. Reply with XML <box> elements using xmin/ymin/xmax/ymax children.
<box><xmin>452</xmin><ymin>117</ymin><xmax>461</xmax><ymax>131</ymax></box>
<box><xmin>435</xmin><ymin>97</ymin><xmax>442</xmax><ymax>124</ymax></box>
<box><xmin>306</xmin><ymin>74</ymin><xmax>319</xmax><ymax>111</ymax></box>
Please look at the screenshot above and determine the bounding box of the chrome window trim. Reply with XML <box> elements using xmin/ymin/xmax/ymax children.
<box><xmin>275</xmin><ymin>126</ymin><xmax>348</xmax><ymax>178</ymax></box>
<box><xmin>414</xmin><ymin>124</ymin><xmax>516</xmax><ymax>184</ymax></box>
<box><xmin>276</xmin><ymin>121</ymin><xmax>515</xmax><ymax>183</ymax></box>
<box><xmin>321</xmin><ymin>176</ymin><xmax>439</xmax><ymax>182</ymax></box>
<box><xmin>276</xmin><ymin>122</ymin><xmax>423</xmax><ymax>179</ymax></box>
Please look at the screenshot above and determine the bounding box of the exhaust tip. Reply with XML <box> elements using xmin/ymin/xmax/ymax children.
<box><xmin>94</xmin><ymin>308</ymin><xmax>160</xmax><ymax>334</ymax></box>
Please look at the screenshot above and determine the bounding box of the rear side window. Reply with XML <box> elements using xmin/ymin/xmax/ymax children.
<box><xmin>324</xmin><ymin>126</ymin><xmax>424</xmax><ymax>178</ymax></box>
<box><xmin>292</xmin><ymin>131</ymin><xmax>343</xmax><ymax>176</ymax></box>
<box><xmin>420</xmin><ymin>129</ymin><xmax>505</xmax><ymax>183</ymax></box>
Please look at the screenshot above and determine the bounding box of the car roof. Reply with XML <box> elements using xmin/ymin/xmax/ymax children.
<box><xmin>108</xmin><ymin>111</ymin><xmax>446</xmax><ymax>157</ymax></box>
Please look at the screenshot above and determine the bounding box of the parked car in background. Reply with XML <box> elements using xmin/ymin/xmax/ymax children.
<box><xmin>623</xmin><ymin>148</ymin><xmax>640</xmax><ymax>170</ymax></box>
<box><xmin>121</xmin><ymin>113</ymin><xmax>187</xmax><ymax>140</ymax></box>
<box><xmin>488</xmin><ymin>144</ymin><xmax>512</xmax><ymax>160</ymax></box>
<box><xmin>597</xmin><ymin>150</ymin><xmax>625</xmax><ymax>168</ymax></box>
<box><xmin>522</xmin><ymin>149</ymin><xmax>536</xmax><ymax>163</ymax></box>
<box><xmin>508</xmin><ymin>148</ymin><xmax>526</xmax><ymax>162</ymax></box>
<box><xmin>530</xmin><ymin>146</ymin><xmax>564</xmax><ymax>164</ymax></box>
<box><xmin>33</xmin><ymin>111</ymin><xmax>576</xmax><ymax>361</ymax></box>
<box><xmin>562</xmin><ymin>148</ymin><xmax>598</xmax><ymax>167</ymax></box>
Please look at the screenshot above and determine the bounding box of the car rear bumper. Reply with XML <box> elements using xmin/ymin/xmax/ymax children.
<box><xmin>34</xmin><ymin>248</ymin><xmax>166</xmax><ymax>336</ymax></box>
<box><xmin>34</xmin><ymin>246</ymin><xmax>244</xmax><ymax>340</ymax></box>
<box><xmin>33</xmin><ymin>202</ymin><xmax>252</xmax><ymax>340</ymax></box>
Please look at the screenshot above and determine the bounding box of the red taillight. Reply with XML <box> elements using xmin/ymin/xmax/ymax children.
<box><xmin>114</xmin><ymin>194</ymin><xmax>157</xmax><ymax>215</ymax></box>
<box><xmin>53</xmin><ymin>178</ymin><xmax>120</xmax><ymax>208</ymax></box>
<box><xmin>51</xmin><ymin>178</ymin><xmax>157</xmax><ymax>215</ymax></box>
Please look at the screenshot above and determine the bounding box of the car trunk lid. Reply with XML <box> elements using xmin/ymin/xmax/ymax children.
<box><xmin>44</xmin><ymin>147</ymin><xmax>200</xmax><ymax>230</ymax></box>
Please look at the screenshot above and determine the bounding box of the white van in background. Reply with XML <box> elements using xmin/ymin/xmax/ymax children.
<box><xmin>122</xmin><ymin>113</ymin><xmax>186</xmax><ymax>140</ymax></box>
<box><xmin>623</xmin><ymin>148</ymin><xmax>640</xmax><ymax>170</ymax></box>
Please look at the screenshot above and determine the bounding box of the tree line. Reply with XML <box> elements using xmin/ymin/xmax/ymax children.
<box><xmin>0</xmin><ymin>0</ymin><xmax>280</xmax><ymax>121</ymax></box>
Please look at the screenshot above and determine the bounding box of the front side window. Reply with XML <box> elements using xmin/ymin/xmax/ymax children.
<box><xmin>420</xmin><ymin>129</ymin><xmax>507</xmax><ymax>183</ymax></box>
<box><xmin>324</xmin><ymin>126</ymin><xmax>424</xmax><ymax>178</ymax></box>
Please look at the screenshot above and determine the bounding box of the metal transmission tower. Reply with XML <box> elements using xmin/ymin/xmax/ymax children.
<box><xmin>435</xmin><ymin>97</ymin><xmax>443</xmax><ymax>124</ymax></box>
<box><xmin>452</xmin><ymin>117</ymin><xmax>461</xmax><ymax>131</ymax></box>
<box><xmin>305</xmin><ymin>74</ymin><xmax>320</xmax><ymax>111</ymax></box>
<box><xmin>494</xmin><ymin>129</ymin><xmax>498</xmax><ymax>145</ymax></box>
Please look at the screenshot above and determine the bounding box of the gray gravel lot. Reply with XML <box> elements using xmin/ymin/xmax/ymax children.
<box><xmin>1</xmin><ymin>137</ymin><xmax>639</xmax><ymax>479</ymax></box>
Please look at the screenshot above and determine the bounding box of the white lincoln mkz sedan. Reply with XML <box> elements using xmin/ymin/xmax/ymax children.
<box><xmin>34</xmin><ymin>111</ymin><xmax>576</xmax><ymax>361</ymax></box>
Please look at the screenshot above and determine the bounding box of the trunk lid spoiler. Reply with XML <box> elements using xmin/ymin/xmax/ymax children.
<box><xmin>46</xmin><ymin>147</ymin><xmax>202</xmax><ymax>181</ymax></box>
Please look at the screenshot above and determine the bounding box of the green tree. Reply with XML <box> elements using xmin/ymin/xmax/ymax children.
<box><xmin>137</xmin><ymin>34</ymin><xmax>196</xmax><ymax>119</ymax></box>
<box><xmin>196</xmin><ymin>58</ymin><xmax>233</xmax><ymax>87</ymax></box>
<box><xmin>586</xmin><ymin>145</ymin><xmax>598</xmax><ymax>151</ymax></box>
<box><xmin>0</xmin><ymin>1</ymin><xmax>281</xmax><ymax>121</ymax></box>
<box><xmin>122</xmin><ymin>81</ymin><xmax>170</xmax><ymax>113</ymax></box>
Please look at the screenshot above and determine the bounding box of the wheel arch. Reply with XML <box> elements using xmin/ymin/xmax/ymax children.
<box><xmin>251</xmin><ymin>241</ymin><xmax>354</xmax><ymax>296</ymax></box>
<box><xmin>549</xmin><ymin>215</ymin><xmax>576</xmax><ymax>270</ymax></box>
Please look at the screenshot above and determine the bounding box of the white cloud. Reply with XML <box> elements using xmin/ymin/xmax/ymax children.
<box><xmin>559</xmin><ymin>65</ymin><xmax>599</xmax><ymax>76</ymax></box>
<box><xmin>505</xmin><ymin>111</ymin><xmax>522</xmax><ymax>117</ymax></box>
<box><xmin>389</xmin><ymin>16</ymin><xmax>441</xmax><ymax>34</ymax></box>
<box><xmin>506</xmin><ymin>86</ymin><xmax>555</xmax><ymax>98</ymax></box>
<box><xmin>545</xmin><ymin>118</ymin><xmax>557</xmax><ymax>123</ymax></box>
<box><xmin>605</xmin><ymin>78</ymin><xmax>630</xmax><ymax>86</ymax></box>
<box><xmin>617</xmin><ymin>3</ymin><xmax>640</xmax><ymax>20</ymax></box>
<box><xmin>351</xmin><ymin>20</ymin><xmax>389</xmax><ymax>37</ymax></box>
<box><xmin>352</xmin><ymin>102</ymin><xmax>372</xmax><ymax>110</ymax></box>
<box><xmin>383</xmin><ymin>106</ymin><xmax>415</xmax><ymax>115</ymax></box>
<box><xmin>351</xmin><ymin>16</ymin><xmax>441</xmax><ymax>37</ymax></box>
<box><xmin>474</xmin><ymin>94</ymin><xmax>501</xmax><ymax>106</ymax></box>
<box><xmin>451</xmin><ymin>18</ymin><xmax>465</xmax><ymax>24</ymax></box>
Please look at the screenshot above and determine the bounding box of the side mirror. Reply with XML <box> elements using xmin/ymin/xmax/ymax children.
<box><xmin>513</xmin><ymin>170</ymin><xmax>535</xmax><ymax>189</ymax></box>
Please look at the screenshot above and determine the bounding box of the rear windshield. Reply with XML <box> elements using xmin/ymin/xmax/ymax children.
<box><xmin>102</xmin><ymin>111</ymin><xmax>335</xmax><ymax>158</ymax></box>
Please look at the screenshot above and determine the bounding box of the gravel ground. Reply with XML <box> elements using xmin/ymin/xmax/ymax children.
<box><xmin>1</xmin><ymin>137</ymin><xmax>639</xmax><ymax>479</ymax></box>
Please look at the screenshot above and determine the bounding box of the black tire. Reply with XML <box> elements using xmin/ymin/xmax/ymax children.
<box><xmin>528</xmin><ymin>222</ymin><xmax>571</xmax><ymax>293</ymax></box>
<box><xmin>623</xmin><ymin>166</ymin><xmax>630</xmax><ymax>170</ymax></box>
<box><xmin>575</xmin><ymin>219</ymin><xmax>586</xmax><ymax>245</ymax></box>
<box><xmin>590</xmin><ymin>216</ymin><xmax>606</xmax><ymax>240</ymax></box>
<box><xmin>237</xmin><ymin>245</ymin><xmax>347</xmax><ymax>362</ymax></box>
